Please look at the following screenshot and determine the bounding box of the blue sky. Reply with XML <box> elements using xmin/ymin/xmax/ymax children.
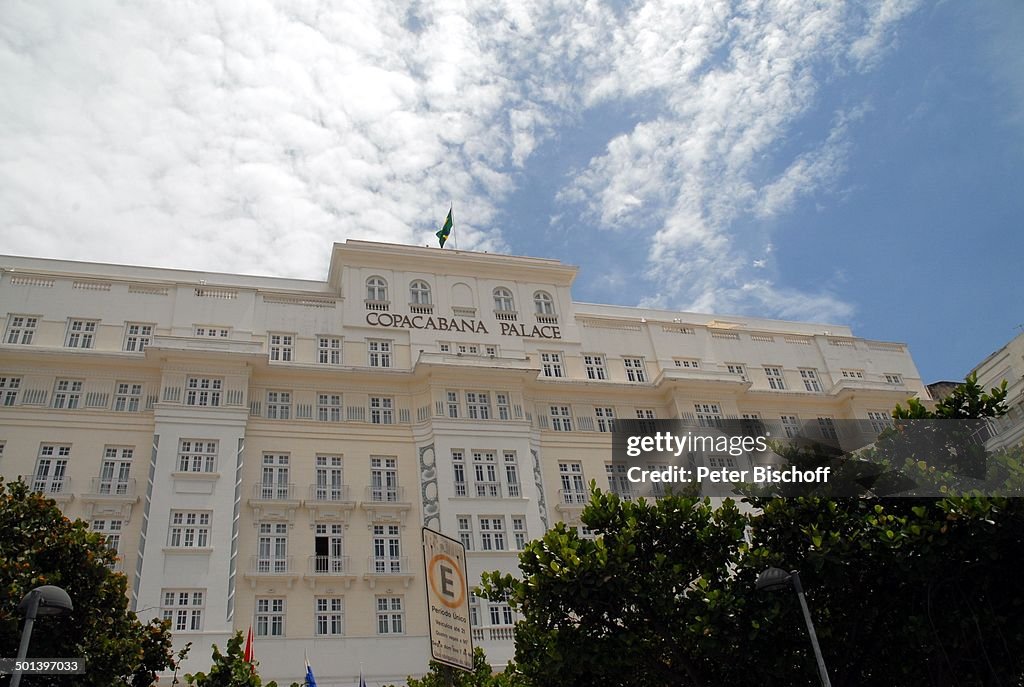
<box><xmin>1</xmin><ymin>0</ymin><xmax>1021</xmax><ymax>383</ymax></box>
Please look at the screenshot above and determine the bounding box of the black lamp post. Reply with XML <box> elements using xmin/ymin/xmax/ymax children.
<box><xmin>11</xmin><ymin>585</ymin><xmax>74</xmax><ymax>687</ymax></box>
<box><xmin>756</xmin><ymin>568</ymin><xmax>832</xmax><ymax>687</ymax></box>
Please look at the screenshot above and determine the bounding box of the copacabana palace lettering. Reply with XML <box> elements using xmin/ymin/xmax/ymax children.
<box><xmin>366</xmin><ymin>311</ymin><xmax>561</xmax><ymax>339</ymax></box>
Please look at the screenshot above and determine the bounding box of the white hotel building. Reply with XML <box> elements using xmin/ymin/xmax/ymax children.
<box><xmin>0</xmin><ymin>241</ymin><xmax>928</xmax><ymax>684</ymax></box>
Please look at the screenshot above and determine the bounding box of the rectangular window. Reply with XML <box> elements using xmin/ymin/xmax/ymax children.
<box><xmin>624</xmin><ymin>357</ymin><xmax>647</xmax><ymax>382</ymax></box>
<box><xmin>370</xmin><ymin>456</ymin><xmax>399</xmax><ymax>502</ymax></box>
<box><xmin>473</xmin><ymin>451</ymin><xmax>499</xmax><ymax>497</ymax></box>
<box><xmin>841</xmin><ymin>369</ymin><xmax>865</xmax><ymax>379</ymax></box>
<box><xmin>695</xmin><ymin>403</ymin><xmax>723</xmax><ymax>428</ymax></box>
<box><xmin>447</xmin><ymin>390</ymin><xmax>460</xmax><ymax>418</ymax></box>
<box><xmin>479</xmin><ymin>516</ymin><xmax>506</xmax><ymax>551</ymax></box>
<box><xmin>606</xmin><ymin>464</ymin><xmax>633</xmax><ymax>500</ymax></box>
<box><xmin>161</xmin><ymin>590</ymin><xmax>205</xmax><ymax>632</ymax></box>
<box><xmin>512</xmin><ymin>517</ymin><xmax>527</xmax><ymax>549</ymax></box>
<box><xmin>168</xmin><ymin>511</ymin><xmax>211</xmax><ymax>548</ymax></box>
<box><xmin>317</xmin><ymin>393</ymin><xmax>342</xmax><ymax>422</ymax></box>
<box><xmin>376</xmin><ymin>596</ymin><xmax>404</xmax><ymax>634</ymax></box>
<box><xmin>540</xmin><ymin>352</ymin><xmax>564</xmax><ymax>378</ymax></box>
<box><xmin>559</xmin><ymin>462</ymin><xmax>586</xmax><ymax>504</ymax></box>
<box><xmin>185</xmin><ymin>377</ymin><xmax>221</xmax><ymax>406</ymax></box>
<box><xmin>65</xmin><ymin>319</ymin><xmax>97</xmax><ymax>349</ymax></box>
<box><xmin>314</xmin><ymin>523</ymin><xmax>345</xmax><ymax>572</ymax></box>
<box><xmin>178</xmin><ymin>440</ymin><xmax>217</xmax><ymax>473</ymax></box>
<box><xmin>368</xmin><ymin>340</ymin><xmax>392</xmax><ymax>368</ymax></box>
<box><xmin>315</xmin><ymin>598</ymin><xmax>344</xmax><ymax>636</ymax></box>
<box><xmin>52</xmin><ymin>379</ymin><xmax>83</xmax><ymax>409</ymax></box>
<box><xmin>800</xmin><ymin>369</ymin><xmax>823</xmax><ymax>392</ymax></box>
<box><xmin>260</xmin><ymin>454</ymin><xmax>290</xmax><ymax>499</ymax></box>
<box><xmin>550</xmin><ymin>405</ymin><xmax>572</xmax><ymax>431</ymax></box>
<box><xmin>764</xmin><ymin>367</ymin><xmax>786</xmax><ymax>390</ymax></box>
<box><xmin>318</xmin><ymin>336</ymin><xmax>343</xmax><ymax>365</ymax></box>
<box><xmin>123</xmin><ymin>323</ymin><xmax>153</xmax><ymax>352</ymax></box>
<box><xmin>0</xmin><ymin>377</ymin><xmax>21</xmax><ymax>406</ymax></box>
<box><xmin>194</xmin><ymin>326</ymin><xmax>230</xmax><ymax>338</ymax></box>
<box><xmin>583</xmin><ymin>355</ymin><xmax>607</xmax><ymax>380</ymax></box>
<box><xmin>113</xmin><ymin>382</ymin><xmax>143</xmax><ymax>412</ymax></box>
<box><xmin>257</xmin><ymin>522</ymin><xmax>289</xmax><ymax>572</ymax></box>
<box><xmin>636</xmin><ymin>408</ymin><xmax>656</xmax><ymax>420</ymax></box>
<box><xmin>32</xmin><ymin>444</ymin><xmax>70</xmax><ymax>493</ymax></box>
<box><xmin>496</xmin><ymin>393</ymin><xmax>510</xmax><ymax>421</ymax></box>
<box><xmin>266</xmin><ymin>390</ymin><xmax>292</xmax><ymax>420</ymax></box>
<box><xmin>91</xmin><ymin>518</ymin><xmax>123</xmax><ymax>556</ymax></box>
<box><xmin>5</xmin><ymin>315</ymin><xmax>38</xmax><ymax>344</ymax></box>
<box><xmin>726</xmin><ymin>363</ymin><xmax>747</xmax><ymax>381</ymax></box>
<box><xmin>256</xmin><ymin>598</ymin><xmax>284</xmax><ymax>637</ymax></box>
<box><xmin>781</xmin><ymin>415</ymin><xmax>801</xmax><ymax>438</ymax></box>
<box><xmin>314</xmin><ymin>455</ymin><xmax>344</xmax><ymax>501</ymax></box>
<box><xmin>818</xmin><ymin>417</ymin><xmax>839</xmax><ymax>442</ymax></box>
<box><xmin>369</xmin><ymin>396</ymin><xmax>393</xmax><ymax>424</ymax></box>
<box><xmin>741</xmin><ymin>413</ymin><xmax>765</xmax><ymax>436</ymax></box>
<box><xmin>99</xmin><ymin>447</ymin><xmax>133</xmax><ymax>495</ymax></box>
<box><xmin>467</xmin><ymin>392</ymin><xmax>490</xmax><ymax>420</ymax></box>
<box><xmin>458</xmin><ymin>516</ymin><xmax>473</xmax><ymax>550</ymax></box>
<box><xmin>595</xmin><ymin>407</ymin><xmax>615</xmax><ymax>432</ymax></box>
<box><xmin>504</xmin><ymin>452</ymin><xmax>520</xmax><ymax>497</ymax></box>
<box><xmin>673</xmin><ymin>358</ymin><xmax>700</xmax><ymax>369</ymax></box>
<box><xmin>884</xmin><ymin>373</ymin><xmax>904</xmax><ymax>385</ymax></box>
<box><xmin>453</xmin><ymin>450</ymin><xmax>467</xmax><ymax>497</ymax></box>
<box><xmin>268</xmin><ymin>333</ymin><xmax>294</xmax><ymax>362</ymax></box>
<box><xmin>867</xmin><ymin>411</ymin><xmax>892</xmax><ymax>434</ymax></box>
<box><xmin>372</xmin><ymin>524</ymin><xmax>402</xmax><ymax>573</ymax></box>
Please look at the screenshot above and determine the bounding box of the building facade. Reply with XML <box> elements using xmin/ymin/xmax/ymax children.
<box><xmin>971</xmin><ymin>331</ymin><xmax>1024</xmax><ymax>451</ymax></box>
<box><xmin>0</xmin><ymin>241</ymin><xmax>928</xmax><ymax>685</ymax></box>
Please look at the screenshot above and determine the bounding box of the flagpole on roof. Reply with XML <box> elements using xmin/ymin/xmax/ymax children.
<box><xmin>449</xmin><ymin>202</ymin><xmax>457</xmax><ymax>250</ymax></box>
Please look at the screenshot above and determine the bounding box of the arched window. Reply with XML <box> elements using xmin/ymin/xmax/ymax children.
<box><xmin>534</xmin><ymin>291</ymin><xmax>554</xmax><ymax>315</ymax></box>
<box><xmin>493</xmin><ymin>288</ymin><xmax>515</xmax><ymax>312</ymax></box>
<box><xmin>366</xmin><ymin>276</ymin><xmax>388</xmax><ymax>302</ymax></box>
<box><xmin>410</xmin><ymin>280</ymin><xmax>431</xmax><ymax>305</ymax></box>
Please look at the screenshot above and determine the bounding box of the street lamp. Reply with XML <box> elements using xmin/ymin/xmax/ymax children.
<box><xmin>11</xmin><ymin>585</ymin><xmax>74</xmax><ymax>687</ymax></box>
<box><xmin>756</xmin><ymin>568</ymin><xmax>832</xmax><ymax>687</ymax></box>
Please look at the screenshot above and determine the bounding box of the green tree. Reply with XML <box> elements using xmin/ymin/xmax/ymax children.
<box><xmin>386</xmin><ymin>647</ymin><xmax>528</xmax><ymax>687</ymax></box>
<box><xmin>0</xmin><ymin>478</ymin><xmax>180</xmax><ymax>686</ymax></box>
<box><xmin>183</xmin><ymin>631</ymin><xmax>294</xmax><ymax>687</ymax></box>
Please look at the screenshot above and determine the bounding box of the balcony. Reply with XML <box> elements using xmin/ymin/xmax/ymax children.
<box><xmin>409</xmin><ymin>303</ymin><xmax>433</xmax><ymax>315</ymax></box>
<box><xmin>535</xmin><ymin>314</ymin><xmax>558</xmax><ymax>325</ymax></box>
<box><xmin>306</xmin><ymin>484</ymin><xmax>356</xmax><ymax>524</ymax></box>
<box><xmin>81</xmin><ymin>478</ymin><xmax>138</xmax><ymax>519</ymax></box>
<box><xmin>360</xmin><ymin>486</ymin><xmax>412</xmax><ymax>524</ymax></box>
<box><xmin>493</xmin><ymin>310</ymin><xmax>518</xmax><ymax>322</ymax></box>
<box><xmin>364</xmin><ymin>556</ymin><xmax>415</xmax><ymax>588</ymax></box>
<box><xmin>472</xmin><ymin>626</ymin><xmax>515</xmax><ymax>642</ymax></box>
<box><xmin>555</xmin><ymin>489</ymin><xmax>588</xmax><ymax>515</ymax></box>
<box><xmin>248</xmin><ymin>482</ymin><xmax>300</xmax><ymax>522</ymax></box>
<box><xmin>304</xmin><ymin>555</ymin><xmax>358</xmax><ymax>590</ymax></box>
<box><xmin>244</xmin><ymin>556</ymin><xmax>298</xmax><ymax>589</ymax></box>
<box><xmin>22</xmin><ymin>475</ymin><xmax>74</xmax><ymax>503</ymax></box>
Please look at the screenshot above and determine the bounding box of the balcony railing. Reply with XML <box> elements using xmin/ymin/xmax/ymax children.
<box><xmin>535</xmin><ymin>314</ymin><xmax>558</xmax><ymax>325</ymax></box>
<box><xmin>472</xmin><ymin>626</ymin><xmax>515</xmax><ymax>642</ymax></box>
<box><xmin>364</xmin><ymin>486</ymin><xmax>406</xmax><ymax>503</ymax></box>
<box><xmin>308</xmin><ymin>555</ymin><xmax>351</xmax><ymax>575</ymax></box>
<box><xmin>86</xmin><ymin>477</ymin><xmax>136</xmax><ymax>498</ymax></box>
<box><xmin>22</xmin><ymin>475</ymin><xmax>72</xmax><ymax>496</ymax></box>
<box><xmin>559</xmin><ymin>489</ymin><xmax>588</xmax><ymax>505</ymax></box>
<box><xmin>367</xmin><ymin>556</ymin><xmax>410</xmax><ymax>575</ymax></box>
<box><xmin>248</xmin><ymin>555</ymin><xmax>294</xmax><ymax>575</ymax></box>
<box><xmin>252</xmin><ymin>482</ymin><xmax>296</xmax><ymax>501</ymax></box>
<box><xmin>307</xmin><ymin>484</ymin><xmax>352</xmax><ymax>502</ymax></box>
<box><xmin>409</xmin><ymin>303</ymin><xmax>433</xmax><ymax>314</ymax></box>
<box><xmin>493</xmin><ymin>310</ymin><xmax>518</xmax><ymax>322</ymax></box>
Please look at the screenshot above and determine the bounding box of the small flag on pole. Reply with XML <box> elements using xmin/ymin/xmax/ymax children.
<box><xmin>304</xmin><ymin>652</ymin><xmax>318</xmax><ymax>687</ymax></box>
<box><xmin>436</xmin><ymin>207</ymin><xmax>453</xmax><ymax>248</ymax></box>
<box><xmin>243</xmin><ymin>626</ymin><xmax>255</xmax><ymax>673</ymax></box>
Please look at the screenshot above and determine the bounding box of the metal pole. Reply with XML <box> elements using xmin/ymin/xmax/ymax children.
<box><xmin>11</xmin><ymin>589</ymin><xmax>42</xmax><ymax>687</ymax></box>
<box><xmin>790</xmin><ymin>572</ymin><xmax>832</xmax><ymax>687</ymax></box>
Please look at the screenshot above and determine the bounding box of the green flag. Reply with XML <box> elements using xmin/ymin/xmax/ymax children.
<box><xmin>436</xmin><ymin>207</ymin><xmax>453</xmax><ymax>248</ymax></box>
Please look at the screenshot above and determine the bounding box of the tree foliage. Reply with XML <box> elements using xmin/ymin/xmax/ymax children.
<box><xmin>481</xmin><ymin>375</ymin><xmax>1024</xmax><ymax>686</ymax></box>
<box><xmin>0</xmin><ymin>478</ymin><xmax>180</xmax><ymax>686</ymax></box>
<box><xmin>183</xmin><ymin>630</ymin><xmax>295</xmax><ymax>687</ymax></box>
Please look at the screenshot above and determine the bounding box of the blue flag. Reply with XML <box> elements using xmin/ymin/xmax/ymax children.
<box><xmin>305</xmin><ymin>657</ymin><xmax>318</xmax><ymax>687</ymax></box>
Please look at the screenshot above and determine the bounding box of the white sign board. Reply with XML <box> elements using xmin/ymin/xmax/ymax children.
<box><xmin>422</xmin><ymin>527</ymin><xmax>474</xmax><ymax>671</ymax></box>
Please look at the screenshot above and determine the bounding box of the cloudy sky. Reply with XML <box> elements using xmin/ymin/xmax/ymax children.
<box><xmin>1</xmin><ymin>0</ymin><xmax>1021</xmax><ymax>381</ymax></box>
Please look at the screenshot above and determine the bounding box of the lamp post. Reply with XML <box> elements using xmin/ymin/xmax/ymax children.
<box><xmin>11</xmin><ymin>585</ymin><xmax>74</xmax><ymax>687</ymax></box>
<box><xmin>756</xmin><ymin>567</ymin><xmax>832</xmax><ymax>687</ymax></box>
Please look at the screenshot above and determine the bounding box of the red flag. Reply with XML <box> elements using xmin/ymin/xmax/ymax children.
<box><xmin>243</xmin><ymin>626</ymin><xmax>255</xmax><ymax>672</ymax></box>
